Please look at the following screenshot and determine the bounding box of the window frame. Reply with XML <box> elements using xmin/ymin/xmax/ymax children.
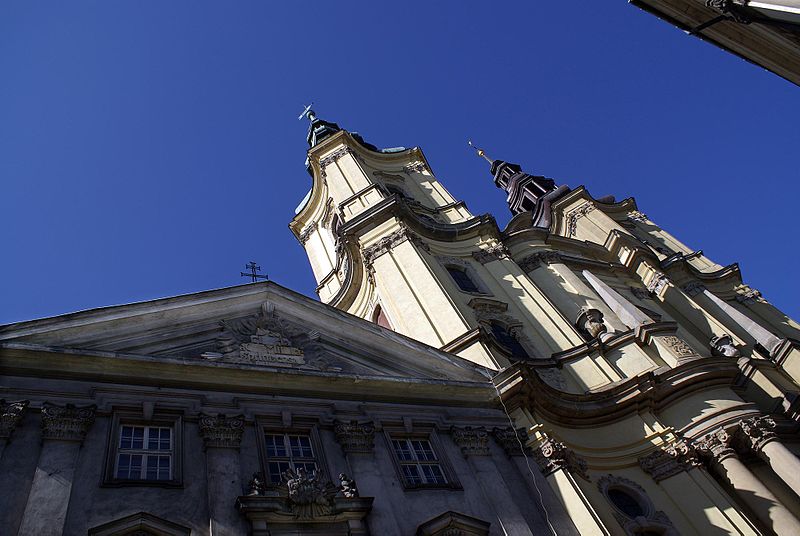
<box><xmin>437</xmin><ymin>256</ymin><xmax>492</xmax><ymax>297</ymax></box>
<box><xmin>255</xmin><ymin>418</ymin><xmax>330</xmax><ymax>489</ymax></box>
<box><xmin>102</xmin><ymin>409</ymin><xmax>183</xmax><ymax>488</ymax></box>
<box><xmin>383</xmin><ymin>426</ymin><xmax>461</xmax><ymax>491</ymax></box>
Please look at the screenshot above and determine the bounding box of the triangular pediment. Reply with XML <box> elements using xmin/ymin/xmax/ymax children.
<box><xmin>0</xmin><ymin>282</ymin><xmax>489</xmax><ymax>385</ymax></box>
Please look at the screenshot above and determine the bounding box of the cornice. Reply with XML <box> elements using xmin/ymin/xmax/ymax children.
<box><xmin>495</xmin><ymin>357</ymin><xmax>739</xmax><ymax>427</ymax></box>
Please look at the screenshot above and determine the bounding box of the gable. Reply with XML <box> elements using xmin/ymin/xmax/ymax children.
<box><xmin>0</xmin><ymin>282</ymin><xmax>490</xmax><ymax>385</ymax></box>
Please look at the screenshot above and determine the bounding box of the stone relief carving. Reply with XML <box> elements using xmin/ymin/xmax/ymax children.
<box><xmin>565</xmin><ymin>202</ymin><xmax>595</xmax><ymax>237</ymax></box>
<box><xmin>361</xmin><ymin>225</ymin><xmax>429</xmax><ymax>270</ymax></box>
<box><xmin>283</xmin><ymin>467</ymin><xmax>337</xmax><ymax>518</ymax></box>
<box><xmin>403</xmin><ymin>161</ymin><xmax>427</xmax><ymax>173</ymax></box>
<box><xmin>338</xmin><ymin>473</ymin><xmax>359</xmax><ymax>498</ymax></box>
<box><xmin>646</xmin><ymin>272</ymin><xmax>669</xmax><ymax>295</ymax></box>
<box><xmin>297</xmin><ymin>223</ymin><xmax>317</xmax><ymax>245</ymax></box>
<box><xmin>198</xmin><ymin>413</ymin><xmax>244</xmax><ymax>449</ymax></box>
<box><xmin>735</xmin><ymin>416</ymin><xmax>777</xmax><ymax>453</ymax></box>
<box><xmin>659</xmin><ymin>335</ymin><xmax>699</xmax><ymax>359</ymax></box>
<box><xmin>492</xmin><ymin>427</ymin><xmax>529</xmax><ymax>457</ymax></box>
<box><xmin>518</xmin><ymin>251</ymin><xmax>561</xmax><ymax>272</ymax></box>
<box><xmin>41</xmin><ymin>402</ymin><xmax>96</xmax><ymax>442</ymax></box>
<box><xmin>451</xmin><ymin>426</ymin><xmax>490</xmax><ymax>456</ymax></box>
<box><xmin>533</xmin><ymin>438</ymin><xmax>589</xmax><ymax>480</ymax></box>
<box><xmin>575</xmin><ymin>308</ymin><xmax>609</xmax><ymax>340</ymax></box>
<box><xmin>0</xmin><ymin>399</ymin><xmax>28</xmax><ymax>440</ymax></box>
<box><xmin>334</xmin><ymin>420</ymin><xmax>375</xmax><ymax>453</ymax></box>
<box><xmin>215</xmin><ymin>302</ymin><xmax>306</xmax><ymax>368</ymax></box>
<box><xmin>471</xmin><ymin>244</ymin><xmax>510</xmax><ymax>265</ymax></box>
<box><xmin>694</xmin><ymin>428</ymin><xmax>735</xmax><ymax>463</ymax></box>
<box><xmin>638</xmin><ymin>440</ymin><xmax>701</xmax><ymax>482</ymax></box>
<box><xmin>735</xmin><ymin>286</ymin><xmax>763</xmax><ymax>305</ymax></box>
<box><xmin>626</xmin><ymin>210</ymin><xmax>649</xmax><ymax>223</ymax></box>
<box><xmin>710</xmin><ymin>334</ymin><xmax>741</xmax><ymax>358</ymax></box>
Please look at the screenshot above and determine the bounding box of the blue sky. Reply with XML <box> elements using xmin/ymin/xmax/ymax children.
<box><xmin>1</xmin><ymin>1</ymin><xmax>798</xmax><ymax>325</ymax></box>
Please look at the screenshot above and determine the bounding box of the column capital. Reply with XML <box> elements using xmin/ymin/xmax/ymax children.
<box><xmin>450</xmin><ymin>426</ymin><xmax>490</xmax><ymax>456</ymax></box>
<box><xmin>41</xmin><ymin>402</ymin><xmax>96</xmax><ymax>442</ymax></box>
<box><xmin>0</xmin><ymin>399</ymin><xmax>29</xmax><ymax>440</ymax></box>
<box><xmin>533</xmin><ymin>438</ymin><xmax>590</xmax><ymax>480</ymax></box>
<box><xmin>639</xmin><ymin>440</ymin><xmax>702</xmax><ymax>482</ymax></box>
<box><xmin>736</xmin><ymin>416</ymin><xmax>778</xmax><ymax>453</ymax></box>
<box><xmin>333</xmin><ymin>420</ymin><xmax>375</xmax><ymax>454</ymax></box>
<box><xmin>492</xmin><ymin>426</ymin><xmax>529</xmax><ymax>457</ymax></box>
<box><xmin>198</xmin><ymin>413</ymin><xmax>245</xmax><ymax>449</ymax></box>
<box><xmin>694</xmin><ymin>428</ymin><xmax>736</xmax><ymax>463</ymax></box>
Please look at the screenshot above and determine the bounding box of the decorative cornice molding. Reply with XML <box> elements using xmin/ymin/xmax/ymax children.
<box><xmin>492</xmin><ymin>427</ymin><xmax>529</xmax><ymax>457</ymax></box>
<box><xmin>646</xmin><ymin>272</ymin><xmax>669</xmax><ymax>295</ymax></box>
<box><xmin>451</xmin><ymin>426</ymin><xmax>490</xmax><ymax>456</ymax></box>
<box><xmin>565</xmin><ymin>202</ymin><xmax>595</xmax><ymax>237</ymax></box>
<box><xmin>639</xmin><ymin>441</ymin><xmax>701</xmax><ymax>482</ymax></box>
<box><xmin>0</xmin><ymin>399</ymin><xmax>29</xmax><ymax>440</ymax></box>
<box><xmin>472</xmin><ymin>244</ymin><xmax>510</xmax><ymax>265</ymax></box>
<box><xmin>533</xmin><ymin>438</ymin><xmax>589</xmax><ymax>480</ymax></box>
<box><xmin>41</xmin><ymin>402</ymin><xmax>96</xmax><ymax>442</ymax></box>
<box><xmin>334</xmin><ymin>420</ymin><xmax>375</xmax><ymax>454</ymax></box>
<box><xmin>198</xmin><ymin>413</ymin><xmax>245</xmax><ymax>449</ymax></box>
<box><xmin>735</xmin><ymin>416</ymin><xmax>777</xmax><ymax>453</ymax></box>
<box><xmin>693</xmin><ymin>428</ymin><xmax>736</xmax><ymax>463</ymax></box>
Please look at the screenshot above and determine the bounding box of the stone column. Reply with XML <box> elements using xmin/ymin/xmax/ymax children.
<box><xmin>333</xmin><ymin>420</ymin><xmax>389</xmax><ymax>535</ymax></box>
<box><xmin>639</xmin><ymin>440</ymin><xmax>758</xmax><ymax>535</ymax></box>
<box><xmin>696</xmin><ymin>428</ymin><xmax>800</xmax><ymax>535</ymax></box>
<box><xmin>533</xmin><ymin>438</ymin><xmax>609</xmax><ymax>535</ymax></box>
<box><xmin>452</xmin><ymin>426</ymin><xmax>534</xmax><ymax>536</ymax></box>
<box><xmin>736</xmin><ymin>416</ymin><xmax>800</xmax><ymax>498</ymax></box>
<box><xmin>18</xmin><ymin>403</ymin><xmax>96</xmax><ymax>536</ymax></box>
<box><xmin>0</xmin><ymin>399</ymin><xmax>28</xmax><ymax>460</ymax></box>
<box><xmin>199</xmin><ymin>413</ymin><xmax>248</xmax><ymax>536</ymax></box>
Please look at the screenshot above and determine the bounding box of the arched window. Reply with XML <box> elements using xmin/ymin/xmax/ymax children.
<box><xmin>607</xmin><ymin>488</ymin><xmax>645</xmax><ymax>518</ymax></box>
<box><xmin>447</xmin><ymin>266</ymin><xmax>480</xmax><ymax>294</ymax></box>
<box><xmin>372</xmin><ymin>305</ymin><xmax>392</xmax><ymax>330</ymax></box>
<box><xmin>490</xmin><ymin>322</ymin><xmax>529</xmax><ymax>359</ymax></box>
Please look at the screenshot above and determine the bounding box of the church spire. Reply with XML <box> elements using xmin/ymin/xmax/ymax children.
<box><xmin>299</xmin><ymin>104</ymin><xmax>342</xmax><ymax>148</ymax></box>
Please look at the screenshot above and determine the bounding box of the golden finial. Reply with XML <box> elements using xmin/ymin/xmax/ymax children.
<box><xmin>468</xmin><ymin>140</ymin><xmax>493</xmax><ymax>164</ymax></box>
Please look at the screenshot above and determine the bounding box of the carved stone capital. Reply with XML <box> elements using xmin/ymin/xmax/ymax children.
<box><xmin>298</xmin><ymin>223</ymin><xmax>317</xmax><ymax>245</ymax></box>
<box><xmin>576</xmin><ymin>307</ymin><xmax>609</xmax><ymax>340</ymax></box>
<box><xmin>639</xmin><ymin>441</ymin><xmax>701</xmax><ymax>482</ymax></box>
<box><xmin>735</xmin><ymin>286</ymin><xmax>763</xmax><ymax>305</ymax></box>
<box><xmin>472</xmin><ymin>244</ymin><xmax>509</xmax><ymax>265</ymax></box>
<box><xmin>361</xmin><ymin>226</ymin><xmax>427</xmax><ymax>268</ymax></box>
<box><xmin>451</xmin><ymin>426</ymin><xmax>490</xmax><ymax>456</ymax></box>
<box><xmin>334</xmin><ymin>420</ymin><xmax>375</xmax><ymax>454</ymax></box>
<box><xmin>319</xmin><ymin>146</ymin><xmax>355</xmax><ymax>169</ymax></box>
<box><xmin>627</xmin><ymin>210</ymin><xmax>649</xmax><ymax>223</ymax></box>
<box><xmin>518</xmin><ymin>251</ymin><xmax>561</xmax><ymax>272</ymax></box>
<box><xmin>41</xmin><ymin>403</ymin><xmax>96</xmax><ymax>442</ymax></box>
<box><xmin>736</xmin><ymin>416</ymin><xmax>777</xmax><ymax>453</ymax></box>
<box><xmin>492</xmin><ymin>427</ymin><xmax>529</xmax><ymax>457</ymax></box>
<box><xmin>198</xmin><ymin>413</ymin><xmax>245</xmax><ymax>449</ymax></box>
<box><xmin>710</xmin><ymin>334</ymin><xmax>741</xmax><ymax>358</ymax></box>
<box><xmin>694</xmin><ymin>429</ymin><xmax>736</xmax><ymax>463</ymax></box>
<box><xmin>566</xmin><ymin>202</ymin><xmax>595</xmax><ymax>237</ymax></box>
<box><xmin>0</xmin><ymin>399</ymin><xmax>29</xmax><ymax>440</ymax></box>
<box><xmin>646</xmin><ymin>272</ymin><xmax>669</xmax><ymax>295</ymax></box>
<box><xmin>403</xmin><ymin>161</ymin><xmax>427</xmax><ymax>174</ymax></box>
<box><xmin>533</xmin><ymin>439</ymin><xmax>589</xmax><ymax>480</ymax></box>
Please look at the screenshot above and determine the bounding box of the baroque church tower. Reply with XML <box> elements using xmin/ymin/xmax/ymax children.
<box><xmin>292</xmin><ymin>110</ymin><xmax>800</xmax><ymax>535</ymax></box>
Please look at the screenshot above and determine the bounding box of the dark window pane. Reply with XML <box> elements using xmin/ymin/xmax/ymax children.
<box><xmin>447</xmin><ymin>266</ymin><xmax>480</xmax><ymax>293</ymax></box>
<box><xmin>392</xmin><ymin>440</ymin><xmax>414</xmax><ymax>461</ymax></box>
<box><xmin>265</xmin><ymin>434</ymin><xmax>287</xmax><ymax>457</ymax></box>
<box><xmin>490</xmin><ymin>322</ymin><xmax>529</xmax><ymax>358</ymax></box>
<box><xmin>608</xmin><ymin>488</ymin><xmax>644</xmax><ymax>518</ymax></box>
<box><xmin>401</xmin><ymin>464</ymin><xmax>422</xmax><ymax>485</ymax></box>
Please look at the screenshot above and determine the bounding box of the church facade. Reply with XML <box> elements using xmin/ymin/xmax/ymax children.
<box><xmin>1</xmin><ymin>111</ymin><xmax>800</xmax><ymax>535</ymax></box>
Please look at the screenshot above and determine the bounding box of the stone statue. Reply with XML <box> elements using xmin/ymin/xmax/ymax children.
<box><xmin>339</xmin><ymin>473</ymin><xmax>359</xmax><ymax>498</ymax></box>
<box><xmin>710</xmin><ymin>334</ymin><xmax>741</xmax><ymax>358</ymax></box>
<box><xmin>576</xmin><ymin>308</ymin><xmax>608</xmax><ymax>340</ymax></box>
<box><xmin>247</xmin><ymin>472</ymin><xmax>266</xmax><ymax>495</ymax></box>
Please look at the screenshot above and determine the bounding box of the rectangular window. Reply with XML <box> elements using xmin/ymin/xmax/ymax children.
<box><xmin>115</xmin><ymin>425</ymin><xmax>173</xmax><ymax>481</ymax></box>
<box><xmin>263</xmin><ymin>433</ymin><xmax>318</xmax><ymax>484</ymax></box>
<box><xmin>390</xmin><ymin>437</ymin><xmax>448</xmax><ymax>487</ymax></box>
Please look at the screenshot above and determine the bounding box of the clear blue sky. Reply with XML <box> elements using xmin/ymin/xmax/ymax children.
<box><xmin>1</xmin><ymin>1</ymin><xmax>798</xmax><ymax>325</ymax></box>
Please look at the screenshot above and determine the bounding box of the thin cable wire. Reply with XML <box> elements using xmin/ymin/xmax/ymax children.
<box><xmin>484</xmin><ymin>368</ymin><xmax>558</xmax><ymax>536</ymax></box>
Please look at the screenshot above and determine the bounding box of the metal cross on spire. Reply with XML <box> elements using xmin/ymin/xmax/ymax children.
<box><xmin>240</xmin><ymin>261</ymin><xmax>268</xmax><ymax>283</ymax></box>
<box><xmin>298</xmin><ymin>103</ymin><xmax>316</xmax><ymax>122</ymax></box>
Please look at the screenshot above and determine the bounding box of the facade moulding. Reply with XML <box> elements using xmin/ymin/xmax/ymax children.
<box><xmin>550</xmin><ymin>322</ymin><xmax>679</xmax><ymax>364</ymax></box>
<box><xmin>494</xmin><ymin>358</ymin><xmax>739</xmax><ymax>427</ymax></box>
<box><xmin>548</xmin><ymin>187</ymin><xmax>637</xmax><ymax>237</ymax></box>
